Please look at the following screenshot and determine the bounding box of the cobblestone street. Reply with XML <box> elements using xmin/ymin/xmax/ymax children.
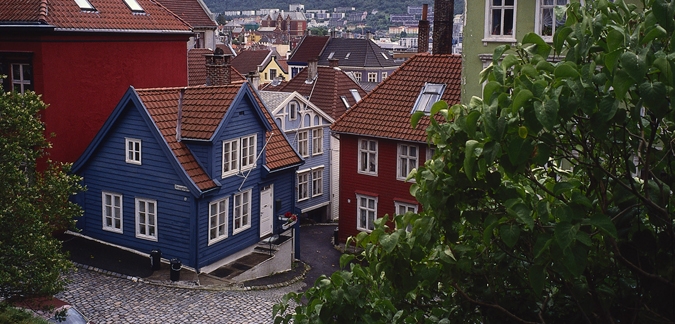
<box><xmin>57</xmin><ymin>268</ymin><xmax>304</xmax><ymax>324</ymax></box>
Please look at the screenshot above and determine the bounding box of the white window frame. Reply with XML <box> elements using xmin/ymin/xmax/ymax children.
<box><xmin>395</xmin><ymin>201</ymin><xmax>418</xmax><ymax>232</ymax></box>
<box><xmin>312</xmin><ymin>167</ymin><xmax>324</xmax><ymax>197</ymax></box>
<box><xmin>269</xmin><ymin>68</ymin><xmax>277</xmax><ymax>80</ymax></box>
<box><xmin>233</xmin><ymin>189</ymin><xmax>251</xmax><ymax>234</ymax></box>
<box><xmin>397</xmin><ymin>143</ymin><xmax>419</xmax><ymax>181</ymax></box>
<box><xmin>11</xmin><ymin>63</ymin><xmax>32</xmax><ymax>94</ymax></box>
<box><xmin>125</xmin><ymin>138</ymin><xmax>142</xmax><ymax>165</ymax></box>
<box><xmin>123</xmin><ymin>0</ymin><xmax>144</xmax><ymax>12</ymax></box>
<box><xmin>535</xmin><ymin>0</ymin><xmax>569</xmax><ymax>42</ymax></box>
<box><xmin>483</xmin><ymin>0</ymin><xmax>517</xmax><ymax>42</ymax></box>
<box><xmin>381</xmin><ymin>72</ymin><xmax>388</xmax><ymax>80</ymax></box>
<box><xmin>289</xmin><ymin>101</ymin><xmax>298</xmax><ymax>120</ymax></box>
<box><xmin>240</xmin><ymin>134</ymin><xmax>257</xmax><ymax>171</ymax></box>
<box><xmin>73</xmin><ymin>0</ymin><xmax>95</xmax><ymax>10</ymax></box>
<box><xmin>298</xmin><ymin>130</ymin><xmax>309</xmax><ymax>157</ymax></box>
<box><xmin>208</xmin><ymin>197</ymin><xmax>229</xmax><ymax>245</ymax></box>
<box><xmin>358</xmin><ymin>138</ymin><xmax>378</xmax><ymax>175</ymax></box>
<box><xmin>135</xmin><ymin>198</ymin><xmax>157</xmax><ymax>241</ymax></box>
<box><xmin>354</xmin><ymin>72</ymin><xmax>362</xmax><ymax>82</ymax></box>
<box><xmin>222</xmin><ymin>138</ymin><xmax>239</xmax><ymax>177</ymax></box>
<box><xmin>297</xmin><ymin>170</ymin><xmax>310</xmax><ymax>201</ymax></box>
<box><xmin>102</xmin><ymin>192</ymin><xmax>123</xmax><ymax>233</ymax></box>
<box><xmin>411</xmin><ymin>83</ymin><xmax>446</xmax><ymax>114</ymax></box>
<box><xmin>426</xmin><ymin>147</ymin><xmax>436</xmax><ymax>161</ymax></box>
<box><xmin>312</xmin><ymin>128</ymin><xmax>323</xmax><ymax>155</ymax></box>
<box><xmin>367</xmin><ymin>72</ymin><xmax>377</xmax><ymax>83</ymax></box>
<box><xmin>356</xmin><ymin>194</ymin><xmax>378</xmax><ymax>232</ymax></box>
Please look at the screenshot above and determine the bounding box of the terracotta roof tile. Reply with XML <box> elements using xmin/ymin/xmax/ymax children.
<box><xmin>331</xmin><ymin>53</ymin><xmax>462</xmax><ymax>143</ymax></box>
<box><xmin>271</xmin><ymin>66</ymin><xmax>366</xmax><ymax>120</ymax></box>
<box><xmin>0</xmin><ymin>0</ymin><xmax>191</xmax><ymax>32</ymax></box>
<box><xmin>135</xmin><ymin>83</ymin><xmax>301</xmax><ymax>190</ymax></box>
<box><xmin>155</xmin><ymin>0</ymin><xmax>215</xmax><ymax>28</ymax></box>
<box><xmin>288</xmin><ymin>35</ymin><xmax>329</xmax><ymax>63</ymax></box>
<box><xmin>231</xmin><ymin>49</ymin><xmax>271</xmax><ymax>76</ymax></box>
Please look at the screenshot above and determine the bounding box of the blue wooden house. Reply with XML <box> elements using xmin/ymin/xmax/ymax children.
<box><xmin>259</xmin><ymin>91</ymin><xmax>335</xmax><ymax>222</ymax></box>
<box><xmin>71</xmin><ymin>82</ymin><xmax>304</xmax><ymax>273</ymax></box>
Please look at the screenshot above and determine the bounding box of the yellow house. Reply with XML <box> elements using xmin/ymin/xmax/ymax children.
<box><xmin>231</xmin><ymin>48</ymin><xmax>288</xmax><ymax>85</ymax></box>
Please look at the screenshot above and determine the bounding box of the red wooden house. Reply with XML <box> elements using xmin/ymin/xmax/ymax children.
<box><xmin>330</xmin><ymin>53</ymin><xmax>462</xmax><ymax>242</ymax></box>
<box><xmin>0</xmin><ymin>0</ymin><xmax>192</xmax><ymax>163</ymax></box>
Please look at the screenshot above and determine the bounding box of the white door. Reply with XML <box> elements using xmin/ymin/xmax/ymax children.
<box><xmin>259</xmin><ymin>185</ymin><xmax>273</xmax><ymax>238</ymax></box>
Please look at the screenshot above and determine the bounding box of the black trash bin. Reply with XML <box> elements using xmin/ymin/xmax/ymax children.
<box><xmin>333</xmin><ymin>227</ymin><xmax>339</xmax><ymax>246</ymax></box>
<box><xmin>150</xmin><ymin>249</ymin><xmax>161</xmax><ymax>271</ymax></box>
<box><xmin>170</xmin><ymin>258</ymin><xmax>181</xmax><ymax>281</ymax></box>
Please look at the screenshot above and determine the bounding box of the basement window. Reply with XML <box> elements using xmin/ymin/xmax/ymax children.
<box><xmin>411</xmin><ymin>83</ymin><xmax>446</xmax><ymax>114</ymax></box>
<box><xmin>123</xmin><ymin>0</ymin><xmax>144</xmax><ymax>13</ymax></box>
<box><xmin>74</xmin><ymin>0</ymin><xmax>96</xmax><ymax>10</ymax></box>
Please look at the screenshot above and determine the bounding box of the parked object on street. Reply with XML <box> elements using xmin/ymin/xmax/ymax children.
<box><xmin>170</xmin><ymin>258</ymin><xmax>182</xmax><ymax>281</ymax></box>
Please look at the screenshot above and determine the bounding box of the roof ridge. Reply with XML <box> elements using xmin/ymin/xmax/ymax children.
<box><xmin>148</xmin><ymin>0</ymin><xmax>193</xmax><ymax>29</ymax></box>
<box><xmin>38</xmin><ymin>0</ymin><xmax>48</xmax><ymax>23</ymax></box>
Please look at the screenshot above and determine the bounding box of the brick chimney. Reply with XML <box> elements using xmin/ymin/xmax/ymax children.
<box><xmin>433</xmin><ymin>0</ymin><xmax>454</xmax><ymax>55</ymax></box>
<box><xmin>306</xmin><ymin>57</ymin><xmax>318</xmax><ymax>83</ymax></box>
<box><xmin>418</xmin><ymin>4</ymin><xmax>430</xmax><ymax>53</ymax></box>
<box><xmin>329</xmin><ymin>58</ymin><xmax>339</xmax><ymax>68</ymax></box>
<box><xmin>205</xmin><ymin>47</ymin><xmax>232</xmax><ymax>86</ymax></box>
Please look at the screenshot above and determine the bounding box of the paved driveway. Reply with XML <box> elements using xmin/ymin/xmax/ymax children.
<box><xmin>56</xmin><ymin>224</ymin><xmax>342</xmax><ymax>323</ymax></box>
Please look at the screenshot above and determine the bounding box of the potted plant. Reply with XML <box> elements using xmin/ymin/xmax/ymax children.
<box><xmin>282</xmin><ymin>212</ymin><xmax>297</xmax><ymax>230</ymax></box>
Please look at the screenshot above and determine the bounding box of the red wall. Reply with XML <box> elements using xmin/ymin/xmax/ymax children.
<box><xmin>338</xmin><ymin>134</ymin><xmax>424</xmax><ymax>242</ymax></box>
<box><xmin>0</xmin><ymin>33</ymin><xmax>188</xmax><ymax>163</ymax></box>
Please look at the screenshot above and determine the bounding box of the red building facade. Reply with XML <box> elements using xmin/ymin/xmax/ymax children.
<box><xmin>0</xmin><ymin>0</ymin><xmax>192</xmax><ymax>163</ymax></box>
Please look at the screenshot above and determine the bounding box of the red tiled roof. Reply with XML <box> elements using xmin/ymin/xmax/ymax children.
<box><xmin>0</xmin><ymin>0</ymin><xmax>191</xmax><ymax>32</ymax></box>
<box><xmin>155</xmin><ymin>0</ymin><xmax>215</xmax><ymax>28</ymax></box>
<box><xmin>135</xmin><ymin>83</ymin><xmax>301</xmax><ymax>190</ymax></box>
<box><xmin>230</xmin><ymin>50</ymin><xmax>270</xmax><ymax>76</ymax></box>
<box><xmin>215</xmin><ymin>43</ymin><xmax>236</xmax><ymax>56</ymax></box>
<box><xmin>331</xmin><ymin>53</ymin><xmax>462</xmax><ymax>143</ymax></box>
<box><xmin>288</xmin><ymin>35</ymin><xmax>330</xmax><ymax>63</ymax></box>
<box><xmin>187</xmin><ymin>48</ymin><xmax>245</xmax><ymax>86</ymax></box>
<box><xmin>273</xmin><ymin>66</ymin><xmax>366</xmax><ymax>120</ymax></box>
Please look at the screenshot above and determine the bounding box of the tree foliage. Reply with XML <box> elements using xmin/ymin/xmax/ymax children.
<box><xmin>274</xmin><ymin>0</ymin><xmax>675</xmax><ymax>322</ymax></box>
<box><xmin>0</xmin><ymin>84</ymin><xmax>84</xmax><ymax>301</ymax></box>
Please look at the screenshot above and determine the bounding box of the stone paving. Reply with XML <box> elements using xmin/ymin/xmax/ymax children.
<box><xmin>56</xmin><ymin>268</ymin><xmax>304</xmax><ymax>323</ymax></box>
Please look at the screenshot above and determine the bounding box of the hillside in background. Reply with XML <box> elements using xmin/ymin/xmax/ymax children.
<box><xmin>205</xmin><ymin>0</ymin><xmax>463</xmax><ymax>16</ymax></box>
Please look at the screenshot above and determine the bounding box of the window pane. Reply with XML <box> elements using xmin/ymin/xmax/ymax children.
<box><xmin>504</xmin><ymin>9</ymin><xmax>514</xmax><ymax>35</ymax></box>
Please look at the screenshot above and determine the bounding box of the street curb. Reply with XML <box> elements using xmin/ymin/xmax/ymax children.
<box><xmin>71</xmin><ymin>261</ymin><xmax>310</xmax><ymax>291</ymax></box>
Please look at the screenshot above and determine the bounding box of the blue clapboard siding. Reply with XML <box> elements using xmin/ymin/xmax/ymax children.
<box><xmin>185</xmin><ymin>141</ymin><xmax>212</xmax><ymax>175</ymax></box>
<box><xmin>76</xmin><ymin>102</ymin><xmax>195</xmax><ymax>264</ymax></box>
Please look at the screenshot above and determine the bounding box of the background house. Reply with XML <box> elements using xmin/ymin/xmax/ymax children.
<box><xmin>330</xmin><ymin>3</ymin><xmax>461</xmax><ymax>242</ymax></box>
<box><xmin>72</xmin><ymin>52</ymin><xmax>303</xmax><ymax>272</ymax></box>
<box><xmin>0</xmin><ymin>0</ymin><xmax>192</xmax><ymax>164</ymax></box>
<box><xmin>156</xmin><ymin>0</ymin><xmax>218</xmax><ymax>49</ymax></box>
<box><xmin>259</xmin><ymin>91</ymin><xmax>336</xmax><ymax>222</ymax></box>
<box><xmin>231</xmin><ymin>48</ymin><xmax>288</xmax><ymax>85</ymax></box>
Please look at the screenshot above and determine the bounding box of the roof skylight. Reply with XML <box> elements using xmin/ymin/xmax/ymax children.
<box><xmin>345</xmin><ymin>53</ymin><xmax>351</xmax><ymax>59</ymax></box>
<box><xmin>328</xmin><ymin>52</ymin><xmax>335</xmax><ymax>59</ymax></box>
<box><xmin>74</xmin><ymin>0</ymin><xmax>96</xmax><ymax>10</ymax></box>
<box><xmin>381</xmin><ymin>53</ymin><xmax>389</xmax><ymax>60</ymax></box>
<box><xmin>123</xmin><ymin>0</ymin><xmax>144</xmax><ymax>12</ymax></box>
<box><xmin>350</xmin><ymin>89</ymin><xmax>361</xmax><ymax>102</ymax></box>
<box><xmin>411</xmin><ymin>83</ymin><xmax>446</xmax><ymax>114</ymax></box>
<box><xmin>340</xmin><ymin>96</ymin><xmax>351</xmax><ymax>109</ymax></box>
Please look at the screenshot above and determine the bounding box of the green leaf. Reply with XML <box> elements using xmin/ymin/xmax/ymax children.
<box><xmin>597</xmin><ymin>96</ymin><xmax>619</xmax><ymax>122</ymax></box>
<box><xmin>430</xmin><ymin>100</ymin><xmax>448</xmax><ymax>116</ymax></box>
<box><xmin>613</xmin><ymin>69</ymin><xmax>634</xmax><ymax>100</ymax></box>
<box><xmin>555</xmin><ymin>222</ymin><xmax>578</xmax><ymax>251</ymax></box>
<box><xmin>483</xmin><ymin>81</ymin><xmax>501</xmax><ymax>104</ymax></box>
<box><xmin>340</xmin><ymin>254</ymin><xmax>356</xmax><ymax>269</ymax></box>
<box><xmin>464</xmin><ymin>140</ymin><xmax>481</xmax><ymax>181</ymax></box>
<box><xmin>465</xmin><ymin>110</ymin><xmax>481</xmax><ymax>138</ymax></box>
<box><xmin>590</xmin><ymin>213</ymin><xmax>618</xmax><ymax>238</ymax></box>
<box><xmin>492</xmin><ymin>45</ymin><xmax>509</xmax><ymax>63</ymax></box>
<box><xmin>641</xmin><ymin>25</ymin><xmax>667</xmax><ymax>45</ymax></box>
<box><xmin>534</xmin><ymin>99</ymin><xmax>558</xmax><ymax>131</ymax></box>
<box><xmin>411</xmin><ymin>111</ymin><xmax>424</xmax><ymax>129</ymax></box>
<box><xmin>529</xmin><ymin>264</ymin><xmax>546</xmax><ymax>296</ymax></box>
<box><xmin>518</xmin><ymin>126</ymin><xmax>528</xmax><ymax>139</ymax></box>
<box><xmin>606</xmin><ymin>29</ymin><xmax>625</xmax><ymax>52</ymax></box>
<box><xmin>605</xmin><ymin>49</ymin><xmax>622</xmax><ymax>72</ymax></box>
<box><xmin>379</xmin><ymin>231</ymin><xmax>400</xmax><ymax>253</ymax></box>
<box><xmin>576</xmin><ymin>231</ymin><xmax>592</xmax><ymax>246</ymax></box>
<box><xmin>500</xmin><ymin>224</ymin><xmax>520</xmax><ymax>248</ymax></box>
<box><xmin>522</xmin><ymin>32</ymin><xmax>552</xmax><ymax>57</ymax></box>
<box><xmin>553</xmin><ymin>26</ymin><xmax>573</xmax><ymax>53</ymax></box>
<box><xmin>482</xmin><ymin>141</ymin><xmax>501</xmax><ymax>165</ymax></box>
<box><xmin>554</xmin><ymin>64</ymin><xmax>581</xmax><ymax>79</ymax></box>
<box><xmin>509</xmin><ymin>203</ymin><xmax>534</xmax><ymax>229</ymax></box>
<box><xmin>507</xmin><ymin>137</ymin><xmax>533</xmax><ymax>166</ymax></box>
<box><xmin>512</xmin><ymin>89</ymin><xmax>533</xmax><ymax>114</ymax></box>
<box><xmin>620</xmin><ymin>52</ymin><xmax>648</xmax><ymax>82</ymax></box>
<box><xmin>639</xmin><ymin>81</ymin><xmax>669</xmax><ymax>117</ymax></box>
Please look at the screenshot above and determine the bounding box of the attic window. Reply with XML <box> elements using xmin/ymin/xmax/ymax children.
<box><xmin>123</xmin><ymin>0</ymin><xmax>144</xmax><ymax>12</ymax></box>
<box><xmin>345</xmin><ymin>53</ymin><xmax>351</xmax><ymax>59</ymax></box>
<box><xmin>74</xmin><ymin>0</ymin><xmax>95</xmax><ymax>10</ymax></box>
<box><xmin>349</xmin><ymin>89</ymin><xmax>361</xmax><ymax>102</ymax></box>
<box><xmin>328</xmin><ymin>52</ymin><xmax>335</xmax><ymax>59</ymax></box>
<box><xmin>340</xmin><ymin>96</ymin><xmax>351</xmax><ymax>109</ymax></box>
<box><xmin>411</xmin><ymin>83</ymin><xmax>446</xmax><ymax>114</ymax></box>
<box><xmin>381</xmin><ymin>53</ymin><xmax>389</xmax><ymax>60</ymax></box>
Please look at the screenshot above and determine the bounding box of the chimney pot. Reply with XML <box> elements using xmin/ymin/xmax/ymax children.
<box><xmin>417</xmin><ymin>4</ymin><xmax>430</xmax><ymax>53</ymax></box>
<box><xmin>205</xmin><ymin>48</ymin><xmax>232</xmax><ymax>86</ymax></box>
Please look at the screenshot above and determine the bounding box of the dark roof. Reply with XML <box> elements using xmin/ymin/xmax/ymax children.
<box><xmin>0</xmin><ymin>0</ymin><xmax>192</xmax><ymax>32</ymax></box>
<box><xmin>231</xmin><ymin>49</ymin><xmax>271</xmax><ymax>75</ymax></box>
<box><xmin>331</xmin><ymin>53</ymin><xmax>462</xmax><ymax>143</ymax></box>
<box><xmin>287</xmin><ymin>35</ymin><xmax>330</xmax><ymax>64</ymax></box>
<box><xmin>318</xmin><ymin>38</ymin><xmax>400</xmax><ymax>68</ymax></box>
<box><xmin>273</xmin><ymin>66</ymin><xmax>366</xmax><ymax>120</ymax></box>
<box><xmin>155</xmin><ymin>0</ymin><xmax>216</xmax><ymax>29</ymax></box>
<box><xmin>135</xmin><ymin>84</ymin><xmax>302</xmax><ymax>190</ymax></box>
<box><xmin>187</xmin><ymin>48</ymin><xmax>245</xmax><ymax>86</ymax></box>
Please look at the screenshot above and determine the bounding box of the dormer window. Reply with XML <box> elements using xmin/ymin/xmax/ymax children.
<box><xmin>123</xmin><ymin>0</ymin><xmax>144</xmax><ymax>13</ymax></box>
<box><xmin>289</xmin><ymin>101</ymin><xmax>298</xmax><ymax>120</ymax></box>
<box><xmin>74</xmin><ymin>0</ymin><xmax>96</xmax><ymax>11</ymax></box>
<box><xmin>411</xmin><ymin>83</ymin><xmax>446</xmax><ymax>114</ymax></box>
<box><xmin>125</xmin><ymin>138</ymin><xmax>142</xmax><ymax>165</ymax></box>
